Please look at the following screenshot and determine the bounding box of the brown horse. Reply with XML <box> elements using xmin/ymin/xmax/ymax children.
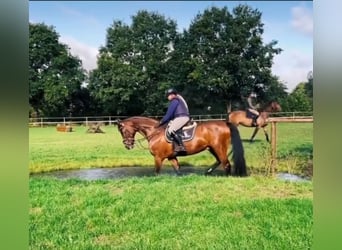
<box><xmin>116</xmin><ymin>116</ymin><xmax>247</xmax><ymax>176</ymax></box>
<box><xmin>228</xmin><ymin>101</ymin><xmax>282</xmax><ymax>142</ymax></box>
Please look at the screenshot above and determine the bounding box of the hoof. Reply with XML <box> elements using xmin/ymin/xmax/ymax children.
<box><xmin>175</xmin><ymin>171</ymin><xmax>182</xmax><ymax>176</ymax></box>
<box><xmin>205</xmin><ymin>168</ymin><xmax>213</xmax><ymax>176</ymax></box>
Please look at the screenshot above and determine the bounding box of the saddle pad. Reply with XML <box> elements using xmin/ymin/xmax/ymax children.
<box><xmin>165</xmin><ymin>122</ymin><xmax>197</xmax><ymax>143</ymax></box>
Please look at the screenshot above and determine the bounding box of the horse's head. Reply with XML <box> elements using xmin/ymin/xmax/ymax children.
<box><xmin>117</xmin><ymin>120</ymin><xmax>137</xmax><ymax>150</ymax></box>
<box><xmin>116</xmin><ymin>116</ymin><xmax>160</xmax><ymax>149</ymax></box>
<box><xmin>270</xmin><ymin>101</ymin><xmax>282</xmax><ymax>112</ymax></box>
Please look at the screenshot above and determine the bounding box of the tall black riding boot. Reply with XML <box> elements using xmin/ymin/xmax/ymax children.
<box><xmin>171</xmin><ymin>132</ymin><xmax>187</xmax><ymax>155</ymax></box>
<box><xmin>252</xmin><ymin>116</ymin><xmax>259</xmax><ymax>127</ymax></box>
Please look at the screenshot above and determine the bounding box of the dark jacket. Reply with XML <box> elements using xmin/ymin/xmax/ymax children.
<box><xmin>160</xmin><ymin>95</ymin><xmax>189</xmax><ymax>125</ymax></box>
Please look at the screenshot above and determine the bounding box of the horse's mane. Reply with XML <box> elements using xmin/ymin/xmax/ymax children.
<box><xmin>123</xmin><ymin>116</ymin><xmax>158</xmax><ymax>124</ymax></box>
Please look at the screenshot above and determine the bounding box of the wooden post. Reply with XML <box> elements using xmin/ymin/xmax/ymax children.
<box><xmin>270</xmin><ymin>121</ymin><xmax>277</xmax><ymax>176</ymax></box>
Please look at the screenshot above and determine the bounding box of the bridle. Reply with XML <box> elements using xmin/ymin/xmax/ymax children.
<box><xmin>118</xmin><ymin>124</ymin><xmax>136</xmax><ymax>150</ymax></box>
<box><xmin>118</xmin><ymin>121</ymin><xmax>162</xmax><ymax>150</ymax></box>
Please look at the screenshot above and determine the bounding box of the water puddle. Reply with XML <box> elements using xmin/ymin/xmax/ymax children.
<box><xmin>30</xmin><ymin>166</ymin><xmax>225</xmax><ymax>180</ymax></box>
<box><xmin>30</xmin><ymin>166</ymin><xmax>311</xmax><ymax>182</ymax></box>
<box><xmin>276</xmin><ymin>172</ymin><xmax>311</xmax><ymax>182</ymax></box>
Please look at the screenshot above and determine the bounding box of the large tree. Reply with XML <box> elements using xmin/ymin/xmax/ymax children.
<box><xmin>88</xmin><ymin>11</ymin><xmax>177</xmax><ymax>116</ymax></box>
<box><xmin>173</xmin><ymin>5</ymin><xmax>283</xmax><ymax>111</ymax></box>
<box><xmin>287</xmin><ymin>83</ymin><xmax>312</xmax><ymax>112</ymax></box>
<box><xmin>29</xmin><ymin>23</ymin><xmax>86</xmax><ymax>117</ymax></box>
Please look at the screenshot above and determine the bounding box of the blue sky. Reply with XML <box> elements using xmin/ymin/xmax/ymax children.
<box><xmin>29</xmin><ymin>1</ymin><xmax>313</xmax><ymax>92</ymax></box>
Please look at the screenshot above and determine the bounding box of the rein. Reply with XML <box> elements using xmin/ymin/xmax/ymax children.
<box><xmin>135</xmin><ymin>137</ymin><xmax>149</xmax><ymax>150</ymax></box>
<box><xmin>135</xmin><ymin>129</ymin><xmax>161</xmax><ymax>149</ymax></box>
<box><xmin>124</xmin><ymin>122</ymin><xmax>161</xmax><ymax>150</ymax></box>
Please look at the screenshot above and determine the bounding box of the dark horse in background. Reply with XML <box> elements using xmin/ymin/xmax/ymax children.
<box><xmin>116</xmin><ymin>116</ymin><xmax>247</xmax><ymax>176</ymax></box>
<box><xmin>228</xmin><ymin>101</ymin><xmax>282</xmax><ymax>143</ymax></box>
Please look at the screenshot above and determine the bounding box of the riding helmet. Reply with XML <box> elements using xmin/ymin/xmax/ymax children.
<box><xmin>165</xmin><ymin>88</ymin><xmax>178</xmax><ymax>97</ymax></box>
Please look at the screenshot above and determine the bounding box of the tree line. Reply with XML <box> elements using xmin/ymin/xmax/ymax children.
<box><xmin>29</xmin><ymin>4</ymin><xmax>313</xmax><ymax>118</ymax></box>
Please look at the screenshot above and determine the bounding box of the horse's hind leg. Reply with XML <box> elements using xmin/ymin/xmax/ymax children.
<box><xmin>205</xmin><ymin>161</ymin><xmax>220</xmax><ymax>175</ymax></box>
<box><xmin>206</xmin><ymin>148</ymin><xmax>231</xmax><ymax>176</ymax></box>
<box><xmin>216</xmin><ymin>147</ymin><xmax>232</xmax><ymax>176</ymax></box>
<box><xmin>168</xmin><ymin>157</ymin><xmax>181</xmax><ymax>176</ymax></box>
<box><xmin>221</xmin><ymin>159</ymin><xmax>232</xmax><ymax>176</ymax></box>
<box><xmin>205</xmin><ymin>148</ymin><xmax>220</xmax><ymax>175</ymax></box>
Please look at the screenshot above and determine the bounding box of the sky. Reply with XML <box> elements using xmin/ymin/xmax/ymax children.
<box><xmin>29</xmin><ymin>1</ymin><xmax>313</xmax><ymax>92</ymax></box>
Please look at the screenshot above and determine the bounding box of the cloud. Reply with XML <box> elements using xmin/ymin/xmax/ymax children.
<box><xmin>57</xmin><ymin>4</ymin><xmax>101</xmax><ymax>28</ymax></box>
<box><xmin>59</xmin><ymin>36</ymin><xmax>99</xmax><ymax>72</ymax></box>
<box><xmin>272</xmin><ymin>49</ymin><xmax>313</xmax><ymax>92</ymax></box>
<box><xmin>291</xmin><ymin>6</ymin><xmax>313</xmax><ymax>37</ymax></box>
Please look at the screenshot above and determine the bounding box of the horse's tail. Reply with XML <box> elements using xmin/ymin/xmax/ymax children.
<box><xmin>226</xmin><ymin>102</ymin><xmax>232</xmax><ymax>122</ymax></box>
<box><xmin>226</xmin><ymin>122</ymin><xmax>247</xmax><ymax>177</ymax></box>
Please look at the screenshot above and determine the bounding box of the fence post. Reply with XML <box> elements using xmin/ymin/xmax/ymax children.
<box><xmin>270</xmin><ymin>121</ymin><xmax>277</xmax><ymax>176</ymax></box>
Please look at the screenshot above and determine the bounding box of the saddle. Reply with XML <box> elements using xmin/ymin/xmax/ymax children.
<box><xmin>165</xmin><ymin>120</ymin><xmax>198</xmax><ymax>143</ymax></box>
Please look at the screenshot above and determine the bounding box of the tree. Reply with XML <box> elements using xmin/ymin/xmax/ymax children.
<box><xmin>29</xmin><ymin>23</ymin><xmax>86</xmax><ymax>117</ymax></box>
<box><xmin>88</xmin><ymin>11</ymin><xmax>178</xmax><ymax>116</ymax></box>
<box><xmin>284</xmin><ymin>70</ymin><xmax>313</xmax><ymax>113</ymax></box>
<box><xmin>287</xmin><ymin>83</ymin><xmax>312</xmax><ymax>112</ymax></box>
<box><xmin>172</xmin><ymin>5</ymin><xmax>282</xmax><ymax>111</ymax></box>
<box><xmin>306</xmin><ymin>70</ymin><xmax>313</xmax><ymax>99</ymax></box>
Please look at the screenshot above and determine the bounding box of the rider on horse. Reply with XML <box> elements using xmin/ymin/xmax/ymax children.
<box><xmin>155</xmin><ymin>88</ymin><xmax>190</xmax><ymax>155</ymax></box>
<box><xmin>246</xmin><ymin>92</ymin><xmax>260</xmax><ymax>127</ymax></box>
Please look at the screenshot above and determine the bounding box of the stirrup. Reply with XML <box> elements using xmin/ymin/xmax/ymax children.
<box><xmin>174</xmin><ymin>145</ymin><xmax>187</xmax><ymax>156</ymax></box>
<box><xmin>174</xmin><ymin>145</ymin><xmax>186</xmax><ymax>152</ymax></box>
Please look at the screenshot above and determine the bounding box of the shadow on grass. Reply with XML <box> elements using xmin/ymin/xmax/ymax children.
<box><xmin>241</xmin><ymin>138</ymin><xmax>269</xmax><ymax>144</ymax></box>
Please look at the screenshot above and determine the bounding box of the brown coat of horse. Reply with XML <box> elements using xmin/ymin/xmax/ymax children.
<box><xmin>228</xmin><ymin>101</ymin><xmax>282</xmax><ymax>142</ymax></box>
<box><xmin>116</xmin><ymin>116</ymin><xmax>247</xmax><ymax>176</ymax></box>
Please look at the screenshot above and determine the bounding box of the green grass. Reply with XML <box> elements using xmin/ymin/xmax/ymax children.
<box><xmin>29</xmin><ymin>123</ymin><xmax>313</xmax><ymax>177</ymax></box>
<box><xmin>29</xmin><ymin>123</ymin><xmax>313</xmax><ymax>249</ymax></box>
<box><xmin>30</xmin><ymin>175</ymin><xmax>312</xmax><ymax>249</ymax></box>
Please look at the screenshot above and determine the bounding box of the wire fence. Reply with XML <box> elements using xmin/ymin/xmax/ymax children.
<box><xmin>29</xmin><ymin>111</ymin><xmax>313</xmax><ymax>127</ymax></box>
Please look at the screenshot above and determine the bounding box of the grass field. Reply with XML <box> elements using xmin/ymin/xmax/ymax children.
<box><xmin>30</xmin><ymin>176</ymin><xmax>312</xmax><ymax>249</ymax></box>
<box><xmin>29</xmin><ymin>123</ymin><xmax>313</xmax><ymax>177</ymax></box>
<box><xmin>29</xmin><ymin>122</ymin><xmax>313</xmax><ymax>249</ymax></box>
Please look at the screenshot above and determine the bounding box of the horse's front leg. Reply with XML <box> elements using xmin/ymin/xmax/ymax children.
<box><xmin>154</xmin><ymin>156</ymin><xmax>164</xmax><ymax>175</ymax></box>
<box><xmin>262</xmin><ymin>126</ymin><xmax>270</xmax><ymax>143</ymax></box>
<box><xmin>249</xmin><ymin>127</ymin><xmax>260</xmax><ymax>142</ymax></box>
<box><xmin>168</xmin><ymin>157</ymin><xmax>182</xmax><ymax>176</ymax></box>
